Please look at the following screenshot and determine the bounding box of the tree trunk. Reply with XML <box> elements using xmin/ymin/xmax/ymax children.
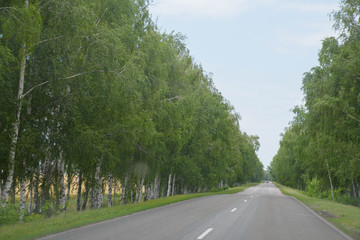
<box><xmin>76</xmin><ymin>171</ymin><xmax>82</xmax><ymax>211</ymax></box>
<box><xmin>1</xmin><ymin>38</ymin><xmax>27</xmax><ymax>202</ymax></box>
<box><xmin>144</xmin><ymin>183</ymin><xmax>150</xmax><ymax>201</ymax></box>
<box><xmin>171</xmin><ymin>174</ymin><xmax>176</xmax><ymax>196</ymax></box>
<box><xmin>121</xmin><ymin>174</ymin><xmax>129</xmax><ymax>205</ymax></box>
<box><xmin>167</xmin><ymin>174</ymin><xmax>172</xmax><ymax>197</ymax></box>
<box><xmin>66</xmin><ymin>166</ymin><xmax>72</xmax><ymax>203</ymax></box>
<box><xmin>108</xmin><ymin>173</ymin><xmax>112</xmax><ymax>207</ymax></box>
<box><xmin>82</xmin><ymin>182</ymin><xmax>89</xmax><ymax>211</ymax></box>
<box><xmin>219</xmin><ymin>180</ymin><xmax>224</xmax><ymax>189</ymax></box>
<box><xmin>33</xmin><ymin>164</ymin><xmax>40</xmax><ymax>213</ymax></box>
<box><xmin>19</xmin><ymin>177</ymin><xmax>26</xmax><ymax>220</ymax></box>
<box><xmin>42</xmin><ymin>152</ymin><xmax>52</xmax><ymax>204</ymax></box>
<box><xmin>154</xmin><ymin>174</ymin><xmax>160</xmax><ymax>199</ymax></box>
<box><xmin>352</xmin><ymin>176</ymin><xmax>357</xmax><ymax>198</ymax></box>
<box><xmin>162</xmin><ymin>184</ymin><xmax>166</xmax><ymax>197</ymax></box>
<box><xmin>58</xmin><ymin>151</ymin><xmax>66</xmax><ymax>211</ymax></box>
<box><xmin>325</xmin><ymin>159</ymin><xmax>334</xmax><ymax>201</ymax></box>
<box><xmin>91</xmin><ymin>159</ymin><xmax>103</xmax><ymax>209</ymax></box>
<box><xmin>113</xmin><ymin>178</ymin><xmax>116</xmax><ymax>206</ymax></box>
<box><xmin>28</xmin><ymin>178</ymin><xmax>33</xmax><ymax>214</ymax></box>
<box><xmin>10</xmin><ymin>180</ymin><xmax>16</xmax><ymax>204</ymax></box>
<box><xmin>137</xmin><ymin>178</ymin><xmax>144</xmax><ymax>203</ymax></box>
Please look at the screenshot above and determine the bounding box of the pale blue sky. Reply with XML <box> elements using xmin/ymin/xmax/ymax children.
<box><xmin>149</xmin><ymin>0</ymin><xmax>340</xmax><ymax>168</ymax></box>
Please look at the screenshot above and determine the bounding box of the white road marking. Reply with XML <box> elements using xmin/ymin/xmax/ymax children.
<box><xmin>251</xmin><ymin>196</ymin><xmax>254</xmax><ymax>198</ymax></box>
<box><xmin>197</xmin><ymin>228</ymin><xmax>213</xmax><ymax>239</ymax></box>
<box><xmin>244</xmin><ymin>200</ymin><xmax>248</xmax><ymax>203</ymax></box>
<box><xmin>230</xmin><ymin>208</ymin><xmax>237</xmax><ymax>212</ymax></box>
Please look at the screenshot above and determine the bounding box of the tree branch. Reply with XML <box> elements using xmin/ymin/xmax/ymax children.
<box><xmin>332</xmin><ymin>104</ymin><xmax>360</xmax><ymax>123</ymax></box>
<box><xmin>0</xmin><ymin>7</ymin><xmax>19</xmax><ymax>11</ymax></box>
<box><xmin>22</xmin><ymin>81</ymin><xmax>49</xmax><ymax>99</ymax></box>
<box><xmin>61</xmin><ymin>68</ymin><xmax>125</xmax><ymax>80</ymax></box>
<box><xmin>162</xmin><ymin>96</ymin><xmax>182</xmax><ymax>101</ymax></box>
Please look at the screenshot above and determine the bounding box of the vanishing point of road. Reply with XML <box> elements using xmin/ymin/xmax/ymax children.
<box><xmin>39</xmin><ymin>183</ymin><xmax>352</xmax><ymax>240</ymax></box>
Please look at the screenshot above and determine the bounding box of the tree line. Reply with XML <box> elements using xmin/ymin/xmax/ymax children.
<box><xmin>270</xmin><ymin>0</ymin><xmax>360</xmax><ymax>205</ymax></box>
<box><xmin>0</xmin><ymin>0</ymin><xmax>264</xmax><ymax>220</ymax></box>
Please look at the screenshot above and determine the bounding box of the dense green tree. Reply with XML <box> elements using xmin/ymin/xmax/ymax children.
<box><xmin>271</xmin><ymin>0</ymin><xmax>360</xmax><ymax>204</ymax></box>
<box><xmin>0</xmin><ymin>0</ymin><xmax>263</xmax><ymax>221</ymax></box>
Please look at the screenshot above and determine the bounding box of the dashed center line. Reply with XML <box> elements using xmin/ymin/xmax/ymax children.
<box><xmin>230</xmin><ymin>208</ymin><xmax>237</xmax><ymax>212</ymax></box>
<box><xmin>197</xmin><ymin>228</ymin><xmax>213</xmax><ymax>239</ymax></box>
<box><xmin>244</xmin><ymin>200</ymin><xmax>248</xmax><ymax>203</ymax></box>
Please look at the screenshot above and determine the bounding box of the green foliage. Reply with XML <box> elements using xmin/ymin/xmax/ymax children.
<box><xmin>271</xmin><ymin>0</ymin><xmax>360</xmax><ymax>206</ymax></box>
<box><xmin>41</xmin><ymin>201</ymin><xmax>60</xmax><ymax>218</ymax></box>
<box><xmin>0</xmin><ymin>202</ymin><xmax>21</xmax><ymax>225</ymax></box>
<box><xmin>305</xmin><ymin>178</ymin><xmax>322</xmax><ymax>198</ymax></box>
<box><xmin>0</xmin><ymin>0</ymin><xmax>263</xmax><ymax>225</ymax></box>
<box><xmin>23</xmin><ymin>213</ymin><xmax>44</xmax><ymax>223</ymax></box>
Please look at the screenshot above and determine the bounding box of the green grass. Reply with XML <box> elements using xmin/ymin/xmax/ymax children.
<box><xmin>275</xmin><ymin>183</ymin><xmax>360</xmax><ymax>240</ymax></box>
<box><xmin>0</xmin><ymin>182</ymin><xmax>259</xmax><ymax>240</ymax></box>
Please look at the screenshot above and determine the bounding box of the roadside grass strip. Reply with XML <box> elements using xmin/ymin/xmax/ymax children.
<box><xmin>275</xmin><ymin>183</ymin><xmax>360</xmax><ymax>240</ymax></box>
<box><xmin>0</xmin><ymin>182</ymin><xmax>259</xmax><ymax>240</ymax></box>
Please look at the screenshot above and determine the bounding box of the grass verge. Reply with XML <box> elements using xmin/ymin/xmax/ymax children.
<box><xmin>0</xmin><ymin>182</ymin><xmax>259</xmax><ymax>240</ymax></box>
<box><xmin>275</xmin><ymin>183</ymin><xmax>360</xmax><ymax>240</ymax></box>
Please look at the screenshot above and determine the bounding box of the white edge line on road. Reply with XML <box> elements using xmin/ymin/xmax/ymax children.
<box><xmin>230</xmin><ymin>208</ymin><xmax>237</xmax><ymax>212</ymax></box>
<box><xmin>290</xmin><ymin>196</ymin><xmax>353</xmax><ymax>240</ymax></box>
<box><xmin>197</xmin><ymin>228</ymin><xmax>213</xmax><ymax>239</ymax></box>
<box><xmin>244</xmin><ymin>200</ymin><xmax>247</xmax><ymax>203</ymax></box>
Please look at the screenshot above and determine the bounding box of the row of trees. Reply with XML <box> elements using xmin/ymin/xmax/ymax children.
<box><xmin>270</xmin><ymin>0</ymin><xmax>360</xmax><ymax>204</ymax></box>
<box><xmin>0</xmin><ymin>0</ymin><xmax>264</xmax><ymax>219</ymax></box>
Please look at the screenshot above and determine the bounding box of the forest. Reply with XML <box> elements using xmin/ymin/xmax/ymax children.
<box><xmin>270</xmin><ymin>0</ymin><xmax>360</xmax><ymax>205</ymax></box>
<box><xmin>0</xmin><ymin>0</ymin><xmax>264</xmax><ymax>222</ymax></box>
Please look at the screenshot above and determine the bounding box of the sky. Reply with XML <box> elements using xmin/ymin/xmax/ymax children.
<box><xmin>149</xmin><ymin>0</ymin><xmax>341</xmax><ymax>168</ymax></box>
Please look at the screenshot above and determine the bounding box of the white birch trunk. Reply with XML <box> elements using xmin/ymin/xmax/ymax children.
<box><xmin>325</xmin><ymin>159</ymin><xmax>334</xmax><ymax>201</ymax></box>
<box><xmin>1</xmin><ymin>40</ymin><xmax>27</xmax><ymax>202</ymax></box>
<box><xmin>42</xmin><ymin>151</ymin><xmax>52</xmax><ymax>203</ymax></box>
<box><xmin>148</xmin><ymin>182</ymin><xmax>154</xmax><ymax>200</ymax></box>
<box><xmin>28</xmin><ymin>179</ymin><xmax>33</xmax><ymax>214</ymax></box>
<box><xmin>144</xmin><ymin>184</ymin><xmax>151</xmax><ymax>201</ymax></box>
<box><xmin>108</xmin><ymin>173</ymin><xmax>112</xmax><ymax>207</ymax></box>
<box><xmin>171</xmin><ymin>174</ymin><xmax>176</xmax><ymax>196</ymax></box>
<box><xmin>121</xmin><ymin>175</ymin><xmax>129</xmax><ymax>205</ymax></box>
<box><xmin>154</xmin><ymin>174</ymin><xmax>160</xmax><ymax>199</ymax></box>
<box><xmin>58</xmin><ymin>151</ymin><xmax>65</xmax><ymax>211</ymax></box>
<box><xmin>66</xmin><ymin>172</ymin><xmax>71</xmax><ymax>203</ymax></box>
<box><xmin>138</xmin><ymin>178</ymin><xmax>144</xmax><ymax>203</ymax></box>
<box><xmin>135</xmin><ymin>177</ymin><xmax>141</xmax><ymax>202</ymax></box>
<box><xmin>219</xmin><ymin>180</ymin><xmax>224</xmax><ymax>189</ymax></box>
<box><xmin>19</xmin><ymin>177</ymin><xmax>26</xmax><ymax>220</ymax></box>
<box><xmin>113</xmin><ymin>179</ymin><xmax>116</xmax><ymax>205</ymax></box>
<box><xmin>91</xmin><ymin>160</ymin><xmax>103</xmax><ymax>209</ymax></box>
<box><xmin>167</xmin><ymin>174</ymin><xmax>172</xmax><ymax>197</ymax></box>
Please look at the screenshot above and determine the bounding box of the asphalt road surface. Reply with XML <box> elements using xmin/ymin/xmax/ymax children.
<box><xmin>39</xmin><ymin>183</ymin><xmax>351</xmax><ymax>240</ymax></box>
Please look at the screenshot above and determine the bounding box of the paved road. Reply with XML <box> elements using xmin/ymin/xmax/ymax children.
<box><xmin>39</xmin><ymin>183</ymin><xmax>351</xmax><ymax>240</ymax></box>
